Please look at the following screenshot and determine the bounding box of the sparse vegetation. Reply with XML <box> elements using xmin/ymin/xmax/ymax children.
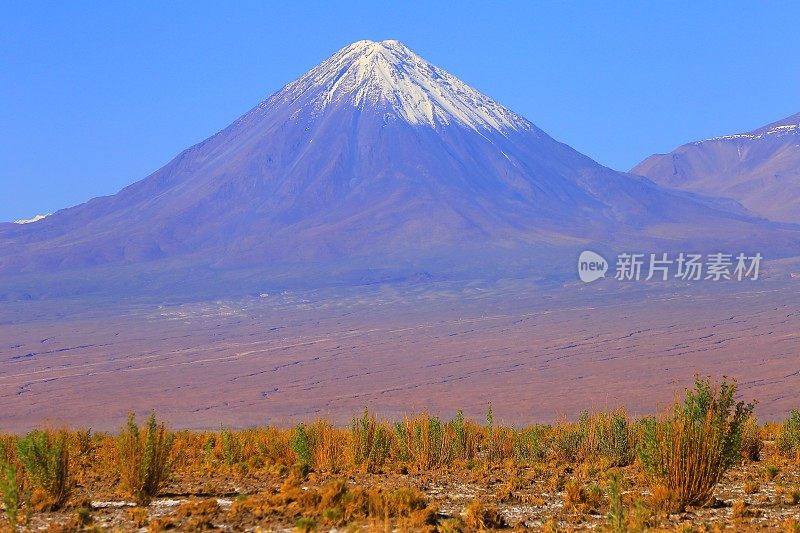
<box><xmin>0</xmin><ymin>380</ymin><xmax>798</xmax><ymax>531</ymax></box>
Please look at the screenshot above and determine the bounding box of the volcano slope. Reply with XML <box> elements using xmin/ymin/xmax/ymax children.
<box><xmin>1</xmin><ymin>40</ymin><xmax>797</xmax><ymax>297</ymax></box>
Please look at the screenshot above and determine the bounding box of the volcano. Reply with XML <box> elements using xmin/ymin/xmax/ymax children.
<box><xmin>0</xmin><ymin>40</ymin><xmax>794</xmax><ymax>292</ymax></box>
<box><xmin>633</xmin><ymin>112</ymin><xmax>800</xmax><ymax>224</ymax></box>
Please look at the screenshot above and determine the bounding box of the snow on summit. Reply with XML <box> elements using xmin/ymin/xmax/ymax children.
<box><xmin>266</xmin><ymin>40</ymin><xmax>532</xmax><ymax>133</ymax></box>
<box><xmin>696</xmin><ymin>112</ymin><xmax>800</xmax><ymax>144</ymax></box>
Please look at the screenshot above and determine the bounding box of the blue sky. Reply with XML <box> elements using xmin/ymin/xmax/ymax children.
<box><xmin>2</xmin><ymin>1</ymin><xmax>798</xmax><ymax>222</ymax></box>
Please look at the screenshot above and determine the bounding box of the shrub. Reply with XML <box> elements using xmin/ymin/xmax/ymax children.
<box><xmin>295</xmin><ymin>516</ymin><xmax>317</xmax><ymax>532</ymax></box>
<box><xmin>606</xmin><ymin>471</ymin><xmax>625</xmax><ymax>533</ymax></box>
<box><xmin>580</xmin><ymin>410</ymin><xmax>635</xmax><ymax>466</ymax></box>
<box><xmin>638</xmin><ymin>377</ymin><xmax>754</xmax><ymax>511</ymax></box>
<box><xmin>16</xmin><ymin>430</ymin><xmax>72</xmax><ymax>510</ymax></box>
<box><xmin>548</xmin><ymin>416</ymin><xmax>588</xmax><ymax>463</ymax></box>
<box><xmin>741</xmin><ymin>416</ymin><xmax>763</xmax><ymax>462</ymax></box>
<box><xmin>291</xmin><ymin>424</ymin><xmax>312</xmax><ymax>468</ymax></box>
<box><xmin>75</xmin><ymin>428</ymin><xmax>94</xmax><ymax>457</ymax></box>
<box><xmin>351</xmin><ymin>409</ymin><xmax>391</xmax><ymax>472</ymax></box>
<box><xmin>485</xmin><ymin>403</ymin><xmax>496</xmax><ymax>462</ymax></box>
<box><xmin>605</xmin><ymin>412</ymin><xmax>635</xmax><ymax>466</ymax></box>
<box><xmin>0</xmin><ymin>460</ymin><xmax>20</xmax><ymax>528</ymax></box>
<box><xmin>513</xmin><ymin>427</ymin><xmax>543</xmax><ymax>463</ymax></box>
<box><xmin>764</xmin><ymin>464</ymin><xmax>780</xmax><ymax>480</ymax></box>
<box><xmin>117</xmin><ymin>412</ymin><xmax>175</xmax><ymax>504</ymax></box>
<box><xmin>174</xmin><ymin>498</ymin><xmax>219</xmax><ymax>529</ymax></box>
<box><xmin>220</xmin><ymin>429</ymin><xmax>242</xmax><ymax>466</ymax></box>
<box><xmin>448</xmin><ymin>411</ymin><xmax>478</xmax><ymax>462</ymax></box>
<box><xmin>308</xmin><ymin>420</ymin><xmax>347</xmax><ymax>472</ymax></box>
<box><xmin>253</xmin><ymin>427</ymin><xmax>293</xmax><ymax>466</ymax></box>
<box><xmin>395</xmin><ymin>414</ymin><xmax>452</xmax><ymax>469</ymax></box>
<box><xmin>777</xmin><ymin>410</ymin><xmax>800</xmax><ymax>459</ymax></box>
<box><xmin>289</xmin><ymin>421</ymin><xmax>346</xmax><ymax>472</ymax></box>
<box><xmin>450</xmin><ymin>410</ymin><xmax>467</xmax><ymax>460</ymax></box>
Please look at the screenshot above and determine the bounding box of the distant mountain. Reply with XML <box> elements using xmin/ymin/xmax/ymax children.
<box><xmin>633</xmin><ymin>113</ymin><xmax>800</xmax><ymax>223</ymax></box>
<box><xmin>0</xmin><ymin>40</ymin><xmax>795</xmax><ymax>289</ymax></box>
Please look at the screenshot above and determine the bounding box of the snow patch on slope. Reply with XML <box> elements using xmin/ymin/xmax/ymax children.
<box><xmin>265</xmin><ymin>40</ymin><xmax>532</xmax><ymax>134</ymax></box>
<box><xmin>14</xmin><ymin>214</ymin><xmax>49</xmax><ymax>224</ymax></box>
<box><xmin>696</xmin><ymin>123</ymin><xmax>799</xmax><ymax>144</ymax></box>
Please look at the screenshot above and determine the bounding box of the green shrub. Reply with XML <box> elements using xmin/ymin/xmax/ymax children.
<box><xmin>447</xmin><ymin>411</ymin><xmax>479</xmax><ymax>462</ymax></box>
<box><xmin>202</xmin><ymin>434</ymin><xmax>216</xmax><ymax>462</ymax></box>
<box><xmin>295</xmin><ymin>516</ymin><xmax>317</xmax><ymax>532</ymax></box>
<box><xmin>606</xmin><ymin>471</ymin><xmax>626</xmax><ymax>533</ymax></box>
<box><xmin>586</xmin><ymin>411</ymin><xmax>635</xmax><ymax>466</ymax></box>
<box><xmin>221</xmin><ymin>429</ymin><xmax>242</xmax><ymax>466</ymax></box>
<box><xmin>291</xmin><ymin>424</ymin><xmax>312</xmax><ymax>468</ymax></box>
<box><xmin>395</xmin><ymin>414</ymin><xmax>450</xmax><ymax>469</ymax></box>
<box><xmin>350</xmin><ymin>408</ymin><xmax>390</xmax><ymax>471</ymax></box>
<box><xmin>16</xmin><ymin>430</ymin><xmax>72</xmax><ymax>510</ymax></box>
<box><xmin>450</xmin><ymin>410</ymin><xmax>467</xmax><ymax>460</ymax></box>
<box><xmin>485</xmin><ymin>403</ymin><xmax>496</xmax><ymax>462</ymax></box>
<box><xmin>638</xmin><ymin>377</ymin><xmax>754</xmax><ymax>511</ymax></box>
<box><xmin>0</xmin><ymin>460</ymin><xmax>19</xmax><ymax>528</ymax></box>
<box><xmin>117</xmin><ymin>412</ymin><xmax>175</xmax><ymax>505</ymax></box>
<box><xmin>777</xmin><ymin>410</ymin><xmax>800</xmax><ymax>459</ymax></box>
<box><xmin>512</xmin><ymin>427</ymin><xmax>542</xmax><ymax>463</ymax></box>
<box><xmin>549</xmin><ymin>415</ymin><xmax>588</xmax><ymax>463</ymax></box>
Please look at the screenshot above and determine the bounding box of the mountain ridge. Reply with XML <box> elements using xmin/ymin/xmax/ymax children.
<box><xmin>633</xmin><ymin>111</ymin><xmax>800</xmax><ymax>223</ymax></box>
<box><xmin>1</xmin><ymin>40</ymin><xmax>796</xmax><ymax>292</ymax></box>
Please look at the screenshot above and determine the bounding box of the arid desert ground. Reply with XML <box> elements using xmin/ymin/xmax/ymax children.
<box><xmin>2</xmin><ymin>272</ymin><xmax>798</xmax><ymax>433</ymax></box>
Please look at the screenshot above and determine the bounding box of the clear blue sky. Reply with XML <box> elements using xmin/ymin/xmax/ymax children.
<box><xmin>2</xmin><ymin>1</ymin><xmax>798</xmax><ymax>222</ymax></box>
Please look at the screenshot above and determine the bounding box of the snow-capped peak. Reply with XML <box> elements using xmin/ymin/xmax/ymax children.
<box><xmin>268</xmin><ymin>40</ymin><xmax>532</xmax><ymax>134</ymax></box>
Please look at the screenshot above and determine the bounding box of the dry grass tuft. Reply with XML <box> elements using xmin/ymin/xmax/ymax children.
<box><xmin>463</xmin><ymin>499</ymin><xmax>506</xmax><ymax>530</ymax></box>
<box><xmin>784</xmin><ymin>518</ymin><xmax>800</xmax><ymax>533</ymax></box>
<box><xmin>126</xmin><ymin>506</ymin><xmax>149</xmax><ymax>527</ymax></box>
<box><xmin>732</xmin><ymin>498</ymin><xmax>759</xmax><ymax>519</ymax></box>
<box><xmin>741</xmin><ymin>417</ymin><xmax>763</xmax><ymax>462</ymax></box>
<box><xmin>563</xmin><ymin>479</ymin><xmax>605</xmax><ymax>514</ymax></box>
<box><xmin>743</xmin><ymin>480</ymin><xmax>760</xmax><ymax>494</ymax></box>
<box><xmin>173</xmin><ymin>497</ymin><xmax>220</xmax><ymax>530</ymax></box>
